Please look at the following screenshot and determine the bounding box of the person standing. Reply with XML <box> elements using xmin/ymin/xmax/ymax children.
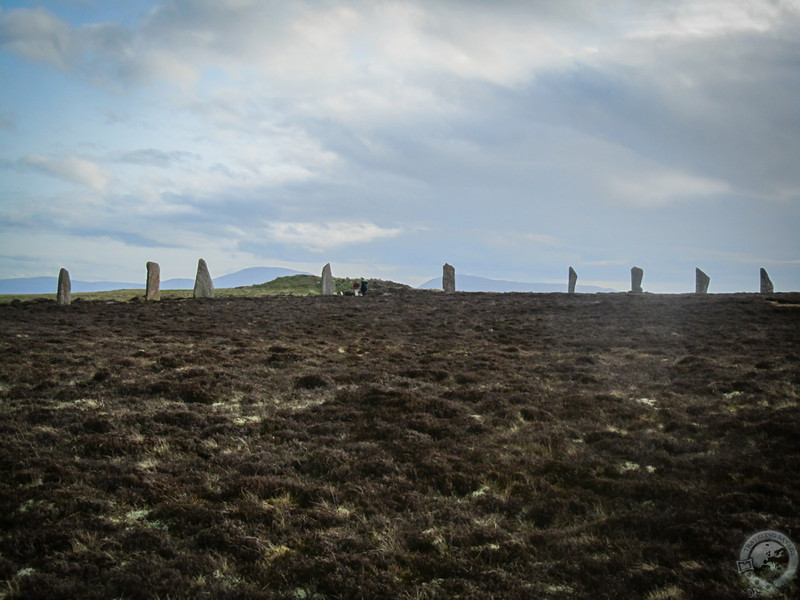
<box><xmin>352</xmin><ymin>280</ymin><xmax>360</xmax><ymax>296</ymax></box>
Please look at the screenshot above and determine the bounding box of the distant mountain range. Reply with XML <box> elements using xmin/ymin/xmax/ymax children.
<box><xmin>0</xmin><ymin>267</ymin><xmax>308</xmax><ymax>294</ymax></box>
<box><xmin>418</xmin><ymin>274</ymin><xmax>617</xmax><ymax>293</ymax></box>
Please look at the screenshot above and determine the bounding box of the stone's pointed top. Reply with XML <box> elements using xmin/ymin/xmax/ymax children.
<box><xmin>321</xmin><ymin>263</ymin><xmax>334</xmax><ymax>295</ymax></box>
<box><xmin>57</xmin><ymin>268</ymin><xmax>71</xmax><ymax>306</ymax></box>
<box><xmin>568</xmin><ymin>267</ymin><xmax>578</xmax><ymax>294</ymax></box>
<box><xmin>630</xmin><ymin>266</ymin><xmax>644</xmax><ymax>294</ymax></box>
<box><xmin>193</xmin><ymin>258</ymin><xmax>214</xmax><ymax>298</ymax></box>
<box><xmin>695</xmin><ymin>268</ymin><xmax>710</xmax><ymax>294</ymax></box>
<box><xmin>146</xmin><ymin>261</ymin><xmax>161</xmax><ymax>301</ymax></box>
<box><xmin>760</xmin><ymin>268</ymin><xmax>774</xmax><ymax>294</ymax></box>
<box><xmin>442</xmin><ymin>263</ymin><xmax>456</xmax><ymax>293</ymax></box>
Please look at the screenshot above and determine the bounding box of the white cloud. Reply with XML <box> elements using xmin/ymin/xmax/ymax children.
<box><xmin>265</xmin><ymin>221</ymin><xmax>404</xmax><ymax>250</ymax></box>
<box><xmin>0</xmin><ymin>2</ymin><xmax>588</xmax><ymax>118</ymax></box>
<box><xmin>368</xmin><ymin>3</ymin><xmax>567</xmax><ymax>86</ymax></box>
<box><xmin>627</xmin><ymin>0</ymin><xmax>799</xmax><ymax>40</ymax></box>
<box><xmin>1</xmin><ymin>1</ymin><xmax>798</xmax><ymax>292</ymax></box>
<box><xmin>607</xmin><ymin>169</ymin><xmax>731</xmax><ymax>208</ymax></box>
<box><xmin>0</xmin><ymin>7</ymin><xmax>78</xmax><ymax>67</ymax></box>
<box><xmin>19</xmin><ymin>154</ymin><xmax>113</xmax><ymax>194</ymax></box>
<box><xmin>0</xmin><ymin>229</ymin><xmax>271</xmax><ymax>282</ymax></box>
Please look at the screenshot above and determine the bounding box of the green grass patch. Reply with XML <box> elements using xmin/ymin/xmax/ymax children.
<box><xmin>0</xmin><ymin>275</ymin><xmax>390</xmax><ymax>303</ymax></box>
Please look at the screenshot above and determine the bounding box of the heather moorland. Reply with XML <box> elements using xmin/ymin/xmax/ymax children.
<box><xmin>1</xmin><ymin>288</ymin><xmax>798</xmax><ymax>599</ymax></box>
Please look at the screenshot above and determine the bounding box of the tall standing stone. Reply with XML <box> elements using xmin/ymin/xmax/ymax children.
<box><xmin>57</xmin><ymin>268</ymin><xmax>71</xmax><ymax>306</ymax></box>
<box><xmin>695</xmin><ymin>268</ymin><xmax>710</xmax><ymax>294</ymax></box>
<box><xmin>568</xmin><ymin>267</ymin><xmax>578</xmax><ymax>294</ymax></box>
<box><xmin>630</xmin><ymin>266</ymin><xmax>644</xmax><ymax>293</ymax></box>
<box><xmin>760</xmin><ymin>268</ymin><xmax>774</xmax><ymax>294</ymax></box>
<box><xmin>321</xmin><ymin>263</ymin><xmax>334</xmax><ymax>296</ymax></box>
<box><xmin>442</xmin><ymin>263</ymin><xmax>456</xmax><ymax>293</ymax></box>
<box><xmin>146</xmin><ymin>261</ymin><xmax>161</xmax><ymax>301</ymax></box>
<box><xmin>193</xmin><ymin>259</ymin><xmax>214</xmax><ymax>298</ymax></box>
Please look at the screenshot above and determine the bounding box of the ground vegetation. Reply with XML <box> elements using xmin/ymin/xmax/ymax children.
<box><xmin>1</xmin><ymin>290</ymin><xmax>798</xmax><ymax>598</ymax></box>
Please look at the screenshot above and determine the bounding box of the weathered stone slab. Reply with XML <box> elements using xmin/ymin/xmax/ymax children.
<box><xmin>630</xmin><ymin>266</ymin><xmax>643</xmax><ymax>293</ymax></box>
<box><xmin>442</xmin><ymin>263</ymin><xmax>455</xmax><ymax>293</ymax></box>
<box><xmin>760</xmin><ymin>268</ymin><xmax>774</xmax><ymax>294</ymax></box>
<box><xmin>695</xmin><ymin>268</ymin><xmax>710</xmax><ymax>294</ymax></box>
<box><xmin>57</xmin><ymin>268</ymin><xmax>71</xmax><ymax>306</ymax></box>
<box><xmin>321</xmin><ymin>263</ymin><xmax>334</xmax><ymax>296</ymax></box>
<box><xmin>146</xmin><ymin>261</ymin><xmax>161</xmax><ymax>301</ymax></box>
<box><xmin>568</xmin><ymin>267</ymin><xmax>578</xmax><ymax>294</ymax></box>
<box><xmin>193</xmin><ymin>259</ymin><xmax>214</xmax><ymax>298</ymax></box>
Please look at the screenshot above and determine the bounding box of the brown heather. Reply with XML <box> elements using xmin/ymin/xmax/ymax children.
<box><xmin>1</xmin><ymin>290</ymin><xmax>798</xmax><ymax>599</ymax></box>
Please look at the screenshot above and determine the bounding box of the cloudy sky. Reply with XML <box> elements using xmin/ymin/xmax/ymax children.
<box><xmin>1</xmin><ymin>0</ymin><xmax>798</xmax><ymax>292</ymax></box>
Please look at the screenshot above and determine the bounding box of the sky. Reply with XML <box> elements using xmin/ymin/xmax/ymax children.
<box><xmin>1</xmin><ymin>0</ymin><xmax>799</xmax><ymax>293</ymax></box>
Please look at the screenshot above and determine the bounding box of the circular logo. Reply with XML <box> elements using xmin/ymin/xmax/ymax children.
<box><xmin>737</xmin><ymin>531</ymin><xmax>798</xmax><ymax>596</ymax></box>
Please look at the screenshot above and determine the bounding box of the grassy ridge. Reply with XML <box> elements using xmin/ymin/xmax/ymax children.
<box><xmin>0</xmin><ymin>275</ymin><xmax>409</xmax><ymax>303</ymax></box>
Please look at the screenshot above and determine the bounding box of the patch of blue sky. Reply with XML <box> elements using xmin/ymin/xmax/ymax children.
<box><xmin>1</xmin><ymin>59</ymin><xmax>105</xmax><ymax>150</ymax></box>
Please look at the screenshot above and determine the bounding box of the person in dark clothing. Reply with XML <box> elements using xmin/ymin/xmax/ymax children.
<box><xmin>360</xmin><ymin>280</ymin><xmax>368</xmax><ymax>296</ymax></box>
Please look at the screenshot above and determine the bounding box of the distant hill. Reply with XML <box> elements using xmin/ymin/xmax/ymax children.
<box><xmin>418</xmin><ymin>274</ymin><xmax>617</xmax><ymax>293</ymax></box>
<box><xmin>0</xmin><ymin>277</ymin><xmax>145</xmax><ymax>294</ymax></box>
<box><xmin>0</xmin><ymin>267</ymin><xmax>309</xmax><ymax>294</ymax></box>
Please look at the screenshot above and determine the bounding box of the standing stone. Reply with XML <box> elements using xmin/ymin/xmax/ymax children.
<box><xmin>760</xmin><ymin>268</ymin><xmax>774</xmax><ymax>294</ymax></box>
<box><xmin>146</xmin><ymin>261</ymin><xmax>161</xmax><ymax>301</ymax></box>
<box><xmin>193</xmin><ymin>259</ymin><xmax>214</xmax><ymax>298</ymax></box>
<box><xmin>57</xmin><ymin>268</ymin><xmax>71</xmax><ymax>306</ymax></box>
<box><xmin>321</xmin><ymin>263</ymin><xmax>334</xmax><ymax>296</ymax></box>
<box><xmin>695</xmin><ymin>268</ymin><xmax>710</xmax><ymax>294</ymax></box>
<box><xmin>630</xmin><ymin>266</ymin><xmax>644</xmax><ymax>293</ymax></box>
<box><xmin>442</xmin><ymin>263</ymin><xmax>456</xmax><ymax>293</ymax></box>
<box><xmin>568</xmin><ymin>267</ymin><xmax>578</xmax><ymax>294</ymax></box>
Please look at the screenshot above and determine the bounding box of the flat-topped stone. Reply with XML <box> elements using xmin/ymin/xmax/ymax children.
<box><xmin>760</xmin><ymin>268</ymin><xmax>774</xmax><ymax>294</ymax></box>
<box><xmin>57</xmin><ymin>268</ymin><xmax>71</xmax><ymax>305</ymax></box>
<box><xmin>146</xmin><ymin>262</ymin><xmax>161</xmax><ymax>301</ymax></box>
<box><xmin>321</xmin><ymin>263</ymin><xmax>334</xmax><ymax>296</ymax></box>
<box><xmin>442</xmin><ymin>263</ymin><xmax>455</xmax><ymax>293</ymax></box>
<box><xmin>193</xmin><ymin>259</ymin><xmax>214</xmax><ymax>298</ymax></box>
<box><xmin>630</xmin><ymin>266</ymin><xmax>643</xmax><ymax>293</ymax></box>
<box><xmin>695</xmin><ymin>268</ymin><xmax>710</xmax><ymax>294</ymax></box>
<box><xmin>568</xmin><ymin>267</ymin><xmax>577</xmax><ymax>294</ymax></box>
